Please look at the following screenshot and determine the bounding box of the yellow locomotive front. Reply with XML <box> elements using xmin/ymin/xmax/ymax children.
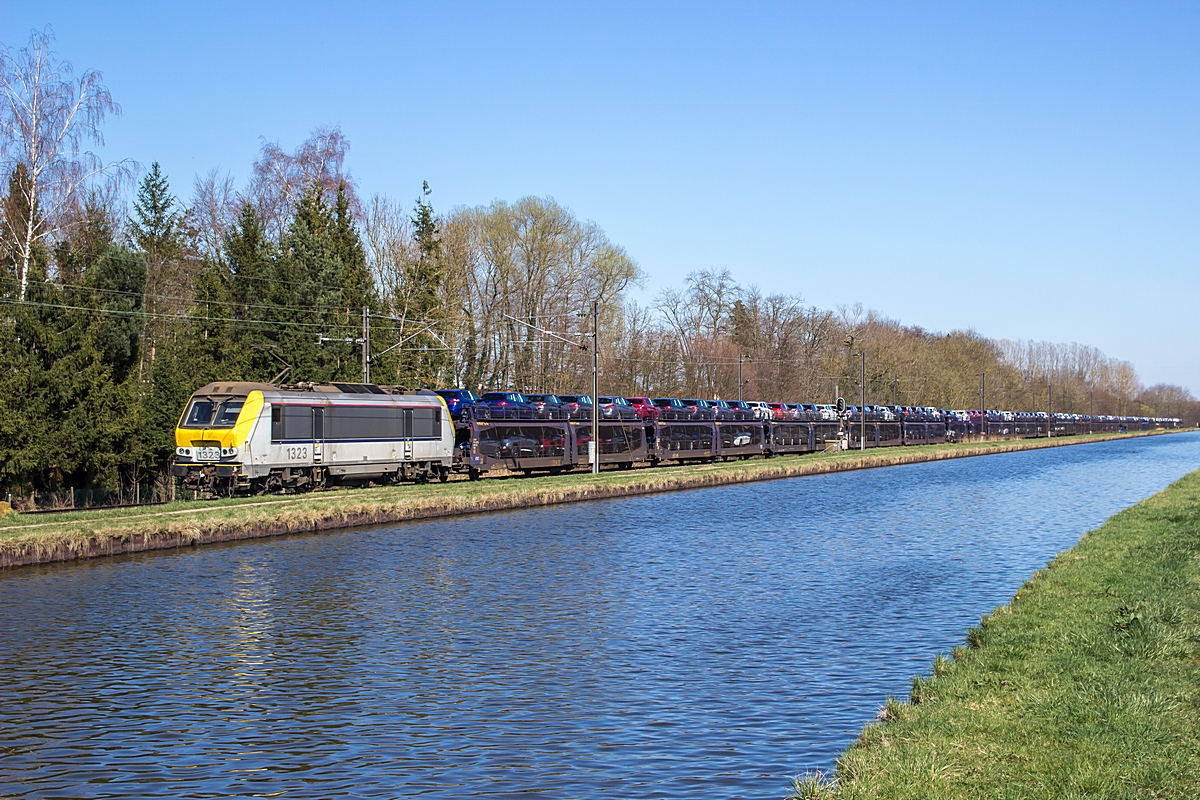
<box><xmin>172</xmin><ymin>383</ymin><xmax>268</xmax><ymax>495</ymax></box>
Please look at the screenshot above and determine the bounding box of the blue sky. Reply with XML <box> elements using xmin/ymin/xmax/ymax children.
<box><xmin>5</xmin><ymin>2</ymin><xmax>1198</xmax><ymax>391</ymax></box>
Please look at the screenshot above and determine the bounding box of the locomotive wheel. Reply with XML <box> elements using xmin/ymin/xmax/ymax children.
<box><xmin>468</xmin><ymin>467</ymin><xmax>481</xmax><ymax>482</ymax></box>
<box><xmin>438</xmin><ymin>466</ymin><xmax>449</xmax><ymax>482</ymax></box>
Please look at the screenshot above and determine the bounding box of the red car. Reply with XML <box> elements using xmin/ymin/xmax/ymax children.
<box><xmin>625</xmin><ymin>397</ymin><xmax>660</xmax><ymax>420</ymax></box>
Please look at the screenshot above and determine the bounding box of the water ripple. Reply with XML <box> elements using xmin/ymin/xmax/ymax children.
<box><xmin>2</xmin><ymin>434</ymin><xmax>1198</xmax><ymax>798</ymax></box>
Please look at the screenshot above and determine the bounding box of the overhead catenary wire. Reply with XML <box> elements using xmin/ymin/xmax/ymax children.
<box><xmin>0</xmin><ymin>297</ymin><xmax>367</xmax><ymax>332</ymax></box>
<box><xmin>3</xmin><ymin>296</ymin><xmax>980</xmax><ymax>404</ymax></box>
<box><xmin>23</xmin><ymin>279</ymin><xmax>615</xmax><ymax>338</ymax></box>
<box><xmin>18</xmin><ymin>295</ymin><xmax>857</xmax><ymax>373</ymax></box>
<box><xmin>36</xmin><ymin>278</ymin><xmax>446</xmax><ymax>328</ymax></box>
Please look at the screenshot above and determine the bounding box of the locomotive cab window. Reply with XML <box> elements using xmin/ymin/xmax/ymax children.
<box><xmin>213</xmin><ymin>400</ymin><xmax>244</xmax><ymax>427</ymax></box>
<box><xmin>184</xmin><ymin>399</ymin><xmax>216</xmax><ymax>427</ymax></box>
<box><xmin>182</xmin><ymin>398</ymin><xmax>244</xmax><ymax>429</ymax></box>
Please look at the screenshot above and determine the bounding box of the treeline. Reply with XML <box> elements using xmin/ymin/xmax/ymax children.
<box><xmin>0</xmin><ymin>32</ymin><xmax>1195</xmax><ymax>498</ymax></box>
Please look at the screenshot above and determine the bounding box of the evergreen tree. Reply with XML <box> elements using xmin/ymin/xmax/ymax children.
<box><xmin>264</xmin><ymin>181</ymin><xmax>381</xmax><ymax>384</ymax></box>
<box><xmin>129</xmin><ymin>163</ymin><xmax>186</xmax><ymax>378</ymax></box>
<box><xmin>223</xmin><ymin>202</ymin><xmax>278</xmax><ymax>379</ymax></box>
<box><xmin>87</xmin><ymin>245</ymin><xmax>147</xmax><ymax>382</ymax></box>
<box><xmin>1</xmin><ymin>204</ymin><xmax>148</xmax><ymax>497</ymax></box>
<box><xmin>131</xmin><ymin>162</ymin><xmax>180</xmax><ymax>262</ymax></box>
<box><xmin>401</xmin><ymin>181</ymin><xmax>447</xmax><ymax>387</ymax></box>
<box><xmin>729</xmin><ymin>299</ymin><xmax>757</xmax><ymax>352</ymax></box>
<box><xmin>333</xmin><ymin>181</ymin><xmax>373</xmax><ymax>306</ymax></box>
<box><xmin>0</xmin><ymin>238</ymin><xmax>51</xmax><ymax>496</ymax></box>
<box><xmin>330</xmin><ymin>181</ymin><xmax>394</xmax><ymax>383</ymax></box>
<box><xmin>276</xmin><ymin>183</ymin><xmax>340</xmax><ymax>381</ymax></box>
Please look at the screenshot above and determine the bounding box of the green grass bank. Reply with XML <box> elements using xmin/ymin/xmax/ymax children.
<box><xmin>792</xmin><ymin>466</ymin><xmax>1200</xmax><ymax>800</ymax></box>
<box><xmin>0</xmin><ymin>430</ymin><xmax>1183</xmax><ymax>569</ymax></box>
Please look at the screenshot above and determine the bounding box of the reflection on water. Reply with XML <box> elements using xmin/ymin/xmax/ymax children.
<box><xmin>2</xmin><ymin>433</ymin><xmax>1198</xmax><ymax>799</ymax></box>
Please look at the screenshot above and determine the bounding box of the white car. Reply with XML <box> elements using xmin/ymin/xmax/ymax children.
<box><xmin>745</xmin><ymin>401</ymin><xmax>773</xmax><ymax>421</ymax></box>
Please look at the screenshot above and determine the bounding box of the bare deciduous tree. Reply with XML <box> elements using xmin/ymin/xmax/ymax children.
<box><xmin>189</xmin><ymin>168</ymin><xmax>238</xmax><ymax>260</ymax></box>
<box><xmin>0</xmin><ymin>28</ymin><xmax>129</xmax><ymax>299</ymax></box>
<box><xmin>433</xmin><ymin>197</ymin><xmax>641</xmax><ymax>392</ymax></box>
<box><xmin>363</xmin><ymin>193</ymin><xmax>414</xmax><ymax>318</ymax></box>
<box><xmin>246</xmin><ymin>125</ymin><xmax>358</xmax><ymax>241</ymax></box>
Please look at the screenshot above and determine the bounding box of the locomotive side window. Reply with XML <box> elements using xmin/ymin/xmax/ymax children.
<box><xmin>327</xmin><ymin>406</ymin><xmax>402</xmax><ymax>440</ymax></box>
<box><xmin>410</xmin><ymin>408</ymin><xmax>441</xmax><ymax>439</ymax></box>
<box><xmin>281</xmin><ymin>406</ymin><xmax>313</xmax><ymax>441</ymax></box>
<box><xmin>272</xmin><ymin>407</ymin><xmax>283</xmax><ymax>440</ymax></box>
<box><xmin>410</xmin><ymin>410</ymin><xmax>444</xmax><ymax>441</ymax></box>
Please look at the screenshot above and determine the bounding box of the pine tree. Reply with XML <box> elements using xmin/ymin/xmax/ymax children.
<box><xmin>401</xmin><ymin>181</ymin><xmax>447</xmax><ymax>387</ymax></box>
<box><xmin>330</xmin><ymin>181</ymin><xmax>393</xmax><ymax>383</ymax></box>
<box><xmin>277</xmin><ymin>183</ymin><xmax>338</xmax><ymax>381</ymax></box>
<box><xmin>0</xmin><ymin>234</ymin><xmax>51</xmax><ymax>497</ymax></box>
<box><xmin>227</xmin><ymin>202</ymin><xmax>274</xmax><ymax>312</ymax></box>
<box><xmin>129</xmin><ymin>163</ymin><xmax>185</xmax><ymax>380</ymax></box>
<box><xmin>131</xmin><ymin>162</ymin><xmax>180</xmax><ymax>262</ymax></box>
<box><xmin>333</xmin><ymin>181</ymin><xmax>373</xmax><ymax>306</ymax></box>
<box><xmin>220</xmin><ymin>202</ymin><xmax>278</xmax><ymax>379</ymax></box>
<box><xmin>8</xmin><ymin>207</ymin><xmax>149</xmax><ymax>497</ymax></box>
<box><xmin>730</xmin><ymin>299</ymin><xmax>757</xmax><ymax>352</ymax></box>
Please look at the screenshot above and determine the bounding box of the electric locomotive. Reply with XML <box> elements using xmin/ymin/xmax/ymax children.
<box><xmin>172</xmin><ymin>382</ymin><xmax>453</xmax><ymax>495</ymax></box>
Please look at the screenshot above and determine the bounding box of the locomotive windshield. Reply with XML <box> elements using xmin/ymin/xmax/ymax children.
<box><xmin>182</xmin><ymin>398</ymin><xmax>245</xmax><ymax>429</ymax></box>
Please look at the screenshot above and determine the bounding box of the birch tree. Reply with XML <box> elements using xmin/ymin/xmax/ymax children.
<box><xmin>247</xmin><ymin>126</ymin><xmax>358</xmax><ymax>242</ymax></box>
<box><xmin>0</xmin><ymin>29</ymin><xmax>126</xmax><ymax>300</ymax></box>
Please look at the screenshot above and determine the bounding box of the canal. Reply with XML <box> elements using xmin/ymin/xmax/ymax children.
<box><xmin>3</xmin><ymin>433</ymin><xmax>1198</xmax><ymax>798</ymax></box>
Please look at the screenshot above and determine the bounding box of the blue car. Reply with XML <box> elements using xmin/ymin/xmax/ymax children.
<box><xmin>435</xmin><ymin>389</ymin><xmax>482</xmax><ymax>419</ymax></box>
<box><xmin>480</xmin><ymin>391</ymin><xmax>537</xmax><ymax>420</ymax></box>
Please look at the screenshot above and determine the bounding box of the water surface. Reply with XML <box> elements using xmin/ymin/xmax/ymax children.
<box><xmin>3</xmin><ymin>433</ymin><xmax>1199</xmax><ymax>798</ymax></box>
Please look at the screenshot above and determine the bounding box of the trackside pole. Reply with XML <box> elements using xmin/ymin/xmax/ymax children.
<box><xmin>362</xmin><ymin>306</ymin><xmax>370</xmax><ymax>384</ymax></box>
<box><xmin>591</xmin><ymin>300</ymin><xmax>599</xmax><ymax>475</ymax></box>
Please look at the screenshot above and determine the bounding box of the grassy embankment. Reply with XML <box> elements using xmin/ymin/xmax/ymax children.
<box><xmin>0</xmin><ymin>430</ymin><xmax>1181</xmax><ymax>568</ymax></box>
<box><xmin>792</xmin><ymin>467</ymin><xmax>1200</xmax><ymax>799</ymax></box>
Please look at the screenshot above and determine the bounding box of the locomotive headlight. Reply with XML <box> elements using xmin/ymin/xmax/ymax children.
<box><xmin>221</xmin><ymin>446</ymin><xmax>239</xmax><ymax>458</ymax></box>
<box><xmin>177</xmin><ymin>447</ymin><xmax>191</xmax><ymax>457</ymax></box>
